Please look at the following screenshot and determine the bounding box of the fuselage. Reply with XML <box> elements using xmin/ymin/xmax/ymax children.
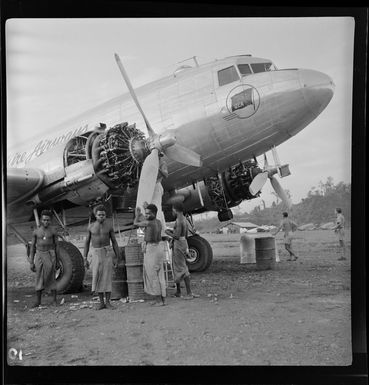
<box><xmin>7</xmin><ymin>54</ymin><xmax>334</xmax><ymax>192</ymax></box>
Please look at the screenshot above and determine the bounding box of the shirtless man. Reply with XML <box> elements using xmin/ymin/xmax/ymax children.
<box><xmin>83</xmin><ymin>205</ymin><xmax>120</xmax><ymax>310</ymax></box>
<box><xmin>165</xmin><ymin>202</ymin><xmax>199</xmax><ymax>299</ymax></box>
<box><xmin>29</xmin><ymin>210</ymin><xmax>59</xmax><ymax>307</ymax></box>
<box><xmin>333</xmin><ymin>207</ymin><xmax>346</xmax><ymax>260</ymax></box>
<box><xmin>134</xmin><ymin>204</ymin><xmax>166</xmax><ymax>306</ymax></box>
<box><xmin>273</xmin><ymin>212</ymin><xmax>298</xmax><ymax>261</ymax></box>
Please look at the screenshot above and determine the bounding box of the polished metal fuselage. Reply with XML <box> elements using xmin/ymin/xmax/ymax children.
<box><xmin>8</xmin><ymin>55</ymin><xmax>334</xmax><ymax>195</ymax></box>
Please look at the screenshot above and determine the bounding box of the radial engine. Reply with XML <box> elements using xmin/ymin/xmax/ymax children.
<box><xmin>26</xmin><ymin>122</ymin><xmax>148</xmax><ymax>208</ymax></box>
<box><xmin>163</xmin><ymin>160</ymin><xmax>263</xmax><ymax>222</ymax></box>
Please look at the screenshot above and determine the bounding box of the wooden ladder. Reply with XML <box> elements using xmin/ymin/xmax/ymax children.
<box><xmin>163</xmin><ymin>241</ymin><xmax>175</xmax><ymax>288</ymax></box>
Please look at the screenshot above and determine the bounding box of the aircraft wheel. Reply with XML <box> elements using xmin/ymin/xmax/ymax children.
<box><xmin>186</xmin><ymin>235</ymin><xmax>213</xmax><ymax>272</ymax></box>
<box><xmin>55</xmin><ymin>241</ymin><xmax>85</xmax><ymax>294</ymax></box>
<box><xmin>202</xmin><ymin>237</ymin><xmax>213</xmax><ymax>271</ymax></box>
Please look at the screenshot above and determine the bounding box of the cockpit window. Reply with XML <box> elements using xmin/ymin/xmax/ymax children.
<box><xmin>218</xmin><ymin>66</ymin><xmax>240</xmax><ymax>86</ymax></box>
<box><xmin>237</xmin><ymin>64</ymin><xmax>252</xmax><ymax>76</ymax></box>
<box><xmin>250</xmin><ymin>62</ymin><xmax>275</xmax><ymax>73</ymax></box>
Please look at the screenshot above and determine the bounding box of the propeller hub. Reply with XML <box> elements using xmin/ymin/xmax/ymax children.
<box><xmin>159</xmin><ymin>132</ymin><xmax>176</xmax><ymax>149</ymax></box>
<box><xmin>146</xmin><ymin>132</ymin><xmax>177</xmax><ymax>153</ymax></box>
<box><xmin>129</xmin><ymin>138</ymin><xmax>150</xmax><ymax>163</ymax></box>
<box><xmin>266</xmin><ymin>167</ymin><xmax>278</xmax><ymax>178</ymax></box>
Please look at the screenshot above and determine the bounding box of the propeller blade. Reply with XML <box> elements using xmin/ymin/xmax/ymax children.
<box><xmin>114</xmin><ymin>53</ymin><xmax>155</xmax><ymax>137</ymax></box>
<box><xmin>164</xmin><ymin>143</ymin><xmax>202</xmax><ymax>167</ymax></box>
<box><xmin>136</xmin><ymin>149</ymin><xmax>159</xmax><ymax>212</ymax></box>
<box><xmin>270</xmin><ymin>176</ymin><xmax>292</xmax><ymax>209</ymax></box>
<box><xmin>249</xmin><ymin>171</ymin><xmax>269</xmax><ymax>195</ymax></box>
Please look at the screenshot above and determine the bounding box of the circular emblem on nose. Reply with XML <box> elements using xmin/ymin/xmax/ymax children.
<box><xmin>226</xmin><ymin>84</ymin><xmax>260</xmax><ymax>119</ymax></box>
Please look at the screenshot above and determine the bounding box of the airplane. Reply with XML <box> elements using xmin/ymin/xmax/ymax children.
<box><xmin>6</xmin><ymin>53</ymin><xmax>335</xmax><ymax>293</ymax></box>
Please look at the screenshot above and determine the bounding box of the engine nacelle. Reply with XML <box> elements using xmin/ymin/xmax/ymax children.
<box><xmin>27</xmin><ymin>122</ymin><xmax>146</xmax><ymax>208</ymax></box>
<box><xmin>163</xmin><ymin>159</ymin><xmax>262</xmax><ymax>221</ymax></box>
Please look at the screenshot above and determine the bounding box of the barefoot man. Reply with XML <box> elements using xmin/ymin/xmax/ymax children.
<box><xmin>134</xmin><ymin>203</ymin><xmax>167</xmax><ymax>306</ymax></box>
<box><xmin>83</xmin><ymin>205</ymin><xmax>120</xmax><ymax>310</ymax></box>
<box><xmin>165</xmin><ymin>203</ymin><xmax>199</xmax><ymax>300</ymax></box>
<box><xmin>333</xmin><ymin>207</ymin><xmax>346</xmax><ymax>260</ymax></box>
<box><xmin>29</xmin><ymin>210</ymin><xmax>60</xmax><ymax>307</ymax></box>
<box><xmin>273</xmin><ymin>212</ymin><xmax>298</xmax><ymax>261</ymax></box>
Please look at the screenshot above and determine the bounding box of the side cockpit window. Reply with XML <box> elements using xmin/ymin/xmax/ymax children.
<box><xmin>250</xmin><ymin>62</ymin><xmax>275</xmax><ymax>73</ymax></box>
<box><xmin>218</xmin><ymin>66</ymin><xmax>240</xmax><ymax>86</ymax></box>
<box><xmin>237</xmin><ymin>64</ymin><xmax>252</xmax><ymax>76</ymax></box>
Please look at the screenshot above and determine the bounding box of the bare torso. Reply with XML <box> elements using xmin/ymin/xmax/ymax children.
<box><xmin>173</xmin><ymin>217</ymin><xmax>188</xmax><ymax>239</ymax></box>
<box><xmin>88</xmin><ymin>221</ymin><xmax>113</xmax><ymax>248</ymax></box>
<box><xmin>281</xmin><ymin>218</ymin><xmax>296</xmax><ymax>235</ymax></box>
<box><xmin>34</xmin><ymin>226</ymin><xmax>57</xmax><ymax>251</ymax></box>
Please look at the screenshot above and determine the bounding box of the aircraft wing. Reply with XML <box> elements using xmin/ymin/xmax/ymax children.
<box><xmin>7</xmin><ymin>167</ymin><xmax>45</xmax><ymax>206</ymax></box>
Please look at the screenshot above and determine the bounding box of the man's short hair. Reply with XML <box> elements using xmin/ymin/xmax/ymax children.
<box><xmin>336</xmin><ymin>208</ymin><xmax>342</xmax><ymax>213</ymax></box>
<box><xmin>146</xmin><ymin>204</ymin><xmax>158</xmax><ymax>216</ymax></box>
<box><xmin>41</xmin><ymin>210</ymin><xmax>52</xmax><ymax>218</ymax></box>
<box><xmin>94</xmin><ymin>204</ymin><xmax>106</xmax><ymax>214</ymax></box>
<box><xmin>282</xmin><ymin>212</ymin><xmax>288</xmax><ymax>217</ymax></box>
<box><xmin>173</xmin><ymin>202</ymin><xmax>184</xmax><ymax>212</ymax></box>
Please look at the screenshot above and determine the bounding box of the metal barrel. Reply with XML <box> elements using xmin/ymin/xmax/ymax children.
<box><xmin>125</xmin><ymin>242</ymin><xmax>144</xmax><ymax>265</ymax></box>
<box><xmin>111</xmin><ymin>246</ymin><xmax>128</xmax><ymax>300</ymax></box>
<box><xmin>127</xmin><ymin>281</ymin><xmax>146</xmax><ymax>301</ymax></box>
<box><xmin>255</xmin><ymin>236</ymin><xmax>275</xmax><ymax>270</ymax></box>
<box><xmin>125</xmin><ymin>243</ymin><xmax>146</xmax><ymax>300</ymax></box>
<box><xmin>111</xmin><ymin>262</ymin><xmax>128</xmax><ymax>300</ymax></box>
<box><xmin>126</xmin><ymin>263</ymin><xmax>143</xmax><ymax>281</ymax></box>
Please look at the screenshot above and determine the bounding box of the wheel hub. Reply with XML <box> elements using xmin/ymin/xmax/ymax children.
<box><xmin>186</xmin><ymin>248</ymin><xmax>199</xmax><ymax>263</ymax></box>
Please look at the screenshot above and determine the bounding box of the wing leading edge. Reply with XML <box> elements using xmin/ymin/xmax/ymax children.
<box><xmin>7</xmin><ymin>167</ymin><xmax>45</xmax><ymax>206</ymax></box>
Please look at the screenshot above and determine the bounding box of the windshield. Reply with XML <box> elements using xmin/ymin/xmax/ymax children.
<box><xmin>250</xmin><ymin>62</ymin><xmax>276</xmax><ymax>73</ymax></box>
<box><xmin>237</xmin><ymin>64</ymin><xmax>252</xmax><ymax>77</ymax></box>
<box><xmin>218</xmin><ymin>66</ymin><xmax>240</xmax><ymax>86</ymax></box>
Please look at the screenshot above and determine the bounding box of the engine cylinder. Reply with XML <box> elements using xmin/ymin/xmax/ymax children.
<box><xmin>91</xmin><ymin>122</ymin><xmax>149</xmax><ymax>190</ymax></box>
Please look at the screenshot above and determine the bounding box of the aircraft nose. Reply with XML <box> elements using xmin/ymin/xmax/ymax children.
<box><xmin>299</xmin><ymin>69</ymin><xmax>335</xmax><ymax>114</ymax></box>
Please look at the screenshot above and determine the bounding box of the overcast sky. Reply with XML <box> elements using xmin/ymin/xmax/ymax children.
<box><xmin>6</xmin><ymin>17</ymin><xmax>354</xmax><ymax>211</ymax></box>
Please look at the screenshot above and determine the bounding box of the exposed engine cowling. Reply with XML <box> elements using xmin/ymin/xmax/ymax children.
<box><xmin>163</xmin><ymin>159</ymin><xmax>262</xmax><ymax>222</ymax></box>
<box><xmin>27</xmin><ymin>122</ymin><xmax>147</xmax><ymax>208</ymax></box>
<box><xmin>221</xmin><ymin>159</ymin><xmax>262</xmax><ymax>203</ymax></box>
<box><xmin>91</xmin><ymin>122</ymin><xmax>149</xmax><ymax>190</ymax></box>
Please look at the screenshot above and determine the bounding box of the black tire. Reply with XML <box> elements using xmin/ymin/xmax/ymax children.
<box><xmin>202</xmin><ymin>237</ymin><xmax>213</xmax><ymax>271</ymax></box>
<box><xmin>55</xmin><ymin>241</ymin><xmax>85</xmax><ymax>294</ymax></box>
<box><xmin>186</xmin><ymin>235</ymin><xmax>213</xmax><ymax>272</ymax></box>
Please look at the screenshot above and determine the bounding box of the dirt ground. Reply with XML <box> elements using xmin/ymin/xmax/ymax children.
<box><xmin>6</xmin><ymin>229</ymin><xmax>351</xmax><ymax>366</ymax></box>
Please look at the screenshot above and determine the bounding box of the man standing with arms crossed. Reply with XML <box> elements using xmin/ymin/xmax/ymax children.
<box><xmin>84</xmin><ymin>205</ymin><xmax>120</xmax><ymax>310</ymax></box>
<box><xmin>29</xmin><ymin>210</ymin><xmax>60</xmax><ymax>307</ymax></box>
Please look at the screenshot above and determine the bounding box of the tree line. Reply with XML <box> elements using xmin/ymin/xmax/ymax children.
<box><xmin>194</xmin><ymin>177</ymin><xmax>351</xmax><ymax>232</ymax></box>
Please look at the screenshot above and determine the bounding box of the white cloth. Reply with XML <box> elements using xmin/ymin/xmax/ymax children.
<box><xmin>151</xmin><ymin>182</ymin><xmax>166</xmax><ymax>235</ymax></box>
